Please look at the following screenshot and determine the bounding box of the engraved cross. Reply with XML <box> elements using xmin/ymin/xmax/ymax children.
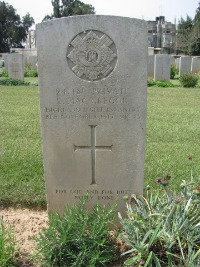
<box><xmin>74</xmin><ymin>125</ymin><xmax>112</xmax><ymax>185</ymax></box>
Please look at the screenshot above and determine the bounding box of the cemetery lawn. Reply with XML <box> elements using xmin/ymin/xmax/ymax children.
<box><xmin>146</xmin><ymin>86</ymin><xmax>200</xmax><ymax>189</ymax></box>
<box><xmin>0</xmin><ymin>85</ymin><xmax>45</xmax><ymax>208</ymax></box>
<box><xmin>0</xmin><ymin>85</ymin><xmax>200</xmax><ymax>207</ymax></box>
<box><xmin>24</xmin><ymin>77</ymin><xmax>38</xmax><ymax>84</ymax></box>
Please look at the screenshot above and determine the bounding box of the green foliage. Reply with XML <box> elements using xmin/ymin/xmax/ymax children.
<box><xmin>22</xmin><ymin>13</ymin><xmax>34</xmax><ymax>33</ymax></box>
<box><xmin>119</xmin><ymin>176</ymin><xmax>200</xmax><ymax>267</ymax></box>
<box><xmin>24</xmin><ymin>77</ymin><xmax>38</xmax><ymax>86</ymax></box>
<box><xmin>0</xmin><ymin>1</ymin><xmax>34</xmax><ymax>52</ymax></box>
<box><xmin>0</xmin><ymin>220</ymin><xmax>16</xmax><ymax>267</ymax></box>
<box><xmin>177</xmin><ymin>15</ymin><xmax>194</xmax><ymax>55</ymax></box>
<box><xmin>43</xmin><ymin>0</ymin><xmax>95</xmax><ymax>21</ymax></box>
<box><xmin>1</xmin><ymin>68</ymin><xmax>9</xmax><ymax>77</ymax></box>
<box><xmin>0</xmin><ymin>78</ymin><xmax>30</xmax><ymax>86</ymax></box>
<box><xmin>190</xmin><ymin>37</ymin><xmax>200</xmax><ymax>56</ymax></box>
<box><xmin>178</xmin><ymin>15</ymin><xmax>193</xmax><ymax>31</ymax></box>
<box><xmin>194</xmin><ymin>2</ymin><xmax>200</xmax><ymax>27</ymax></box>
<box><xmin>179</xmin><ymin>73</ymin><xmax>199</xmax><ymax>87</ymax></box>
<box><xmin>147</xmin><ymin>79</ymin><xmax>176</xmax><ymax>87</ymax></box>
<box><xmin>24</xmin><ymin>66</ymin><xmax>38</xmax><ymax>77</ymax></box>
<box><xmin>177</xmin><ymin>3</ymin><xmax>200</xmax><ymax>55</ymax></box>
<box><xmin>33</xmin><ymin>197</ymin><xmax>118</xmax><ymax>267</ymax></box>
<box><xmin>192</xmin><ymin>3</ymin><xmax>200</xmax><ymax>55</ymax></box>
<box><xmin>170</xmin><ymin>64</ymin><xmax>179</xmax><ymax>79</ymax></box>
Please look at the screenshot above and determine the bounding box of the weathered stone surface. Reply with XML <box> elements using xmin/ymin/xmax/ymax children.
<box><xmin>7</xmin><ymin>53</ymin><xmax>24</xmax><ymax>80</ymax></box>
<box><xmin>175</xmin><ymin>57</ymin><xmax>181</xmax><ymax>69</ymax></box>
<box><xmin>191</xmin><ymin>57</ymin><xmax>200</xmax><ymax>73</ymax></box>
<box><xmin>179</xmin><ymin>56</ymin><xmax>192</xmax><ymax>76</ymax></box>
<box><xmin>36</xmin><ymin>15</ymin><xmax>147</xmax><ymax>212</ymax></box>
<box><xmin>170</xmin><ymin>56</ymin><xmax>176</xmax><ymax>65</ymax></box>
<box><xmin>3</xmin><ymin>54</ymin><xmax>8</xmax><ymax>71</ymax></box>
<box><xmin>148</xmin><ymin>55</ymin><xmax>154</xmax><ymax>77</ymax></box>
<box><xmin>27</xmin><ymin>55</ymin><xmax>37</xmax><ymax>68</ymax></box>
<box><xmin>148</xmin><ymin>47</ymin><xmax>154</xmax><ymax>55</ymax></box>
<box><xmin>154</xmin><ymin>54</ymin><xmax>171</xmax><ymax>81</ymax></box>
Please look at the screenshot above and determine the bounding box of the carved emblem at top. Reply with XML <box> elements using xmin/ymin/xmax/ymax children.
<box><xmin>67</xmin><ymin>30</ymin><xmax>117</xmax><ymax>81</ymax></box>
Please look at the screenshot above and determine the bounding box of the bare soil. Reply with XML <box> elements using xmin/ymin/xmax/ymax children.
<box><xmin>0</xmin><ymin>207</ymin><xmax>127</xmax><ymax>266</ymax></box>
<box><xmin>0</xmin><ymin>207</ymin><xmax>48</xmax><ymax>266</ymax></box>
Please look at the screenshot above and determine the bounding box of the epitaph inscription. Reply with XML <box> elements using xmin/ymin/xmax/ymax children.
<box><xmin>67</xmin><ymin>30</ymin><xmax>117</xmax><ymax>81</ymax></box>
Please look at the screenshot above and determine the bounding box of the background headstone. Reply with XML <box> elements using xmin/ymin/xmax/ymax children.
<box><xmin>154</xmin><ymin>54</ymin><xmax>171</xmax><ymax>81</ymax></box>
<box><xmin>175</xmin><ymin>57</ymin><xmax>181</xmax><ymax>69</ymax></box>
<box><xmin>7</xmin><ymin>53</ymin><xmax>24</xmax><ymax>80</ymax></box>
<box><xmin>191</xmin><ymin>57</ymin><xmax>200</xmax><ymax>73</ymax></box>
<box><xmin>0</xmin><ymin>59</ymin><xmax>4</xmax><ymax>67</ymax></box>
<box><xmin>28</xmin><ymin>55</ymin><xmax>37</xmax><ymax>68</ymax></box>
<box><xmin>148</xmin><ymin>55</ymin><xmax>155</xmax><ymax>78</ymax></box>
<box><xmin>170</xmin><ymin>55</ymin><xmax>176</xmax><ymax>65</ymax></box>
<box><xmin>37</xmin><ymin>15</ymin><xmax>147</xmax><ymax>212</ymax></box>
<box><xmin>4</xmin><ymin>54</ymin><xmax>8</xmax><ymax>71</ymax></box>
<box><xmin>148</xmin><ymin>47</ymin><xmax>154</xmax><ymax>55</ymax></box>
<box><xmin>179</xmin><ymin>56</ymin><xmax>192</xmax><ymax>76</ymax></box>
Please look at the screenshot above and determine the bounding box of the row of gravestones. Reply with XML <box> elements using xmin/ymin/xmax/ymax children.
<box><xmin>148</xmin><ymin>55</ymin><xmax>200</xmax><ymax>81</ymax></box>
<box><xmin>1</xmin><ymin>53</ymin><xmax>37</xmax><ymax>80</ymax></box>
<box><xmin>4</xmin><ymin>53</ymin><xmax>199</xmax><ymax>83</ymax></box>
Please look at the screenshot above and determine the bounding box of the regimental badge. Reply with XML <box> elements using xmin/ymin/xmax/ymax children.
<box><xmin>67</xmin><ymin>30</ymin><xmax>117</xmax><ymax>81</ymax></box>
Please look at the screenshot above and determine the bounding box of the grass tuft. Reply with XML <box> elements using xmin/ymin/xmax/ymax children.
<box><xmin>0</xmin><ymin>220</ymin><xmax>16</xmax><ymax>267</ymax></box>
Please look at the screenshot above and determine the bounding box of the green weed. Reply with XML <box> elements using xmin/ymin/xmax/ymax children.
<box><xmin>147</xmin><ymin>79</ymin><xmax>176</xmax><ymax>87</ymax></box>
<box><xmin>179</xmin><ymin>73</ymin><xmax>199</xmax><ymax>88</ymax></box>
<box><xmin>170</xmin><ymin>63</ymin><xmax>179</xmax><ymax>79</ymax></box>
<box><xmin>33</xmin><ymin>197</ymin><xmax>118</xmax><ymax>267</ymax></box>
<box><xmin>119</xmin><ymin>176</ymin><xmax>200</xmax><ymax>266</ymax></box>
<box><xmin>0</xmin><ymin>68</ymin><xmax>9</xmax><ymax>77</ymax></box>
<box><xmin>0</xmin><ymin>220</ymin><xmax>16</xmax><ymax>267</ymax></box>
<box><xmin>24</xmin><ymin>66</ymin><xmax>38</xmax><ymax>77</ymax></box>
<box><xmin>0</xmin><ymin>78</ymin><xmax>30</xmax><ymax>86</ymax></box>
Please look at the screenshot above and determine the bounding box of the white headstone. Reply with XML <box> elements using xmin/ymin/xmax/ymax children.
<box><xmin>0</xmin><ymin>59</ymin><xmax>4</xmax><ymax>67</ymax></box>
<box><xmin>37</xmin><ymin>15</ymin><xmax>147</xmax><ymax>212</ymax></box>
<box><xmin>175</xmin><ymin>57</ymin><xmax>181</xmax><ymax>69</ymax></box>
<box><xmin>179</xmin><ymin>56</ymin><xmax>192</xmax><ymax>76</ymax></box>
<box><xmin>154</xmin><ymin>54</ymin><xmax>171</xmax><ymax>81</ymax></box>
<box><xmin>27</xmin><ymin>55</ymin><xmax>37</xmax><ymax>68</ymax></box>
<box><xmin>7</xmin><ymin>53</ymin><xmax>24</xmax><ymax>80</ymax></box>
<box><xmin>191</xmin><ymin>57</ymin><xmax>200</xmax><ymax>73</ymax></box>
<box><xmin>170</xmin><ymin>56</ymin><xmax>176</xmax><ymax>65</ymax></box>
<box><xmin>148</xmin><ymin>55</ymin><xmax>155</xmax><ymax>78</ymax></box>
<box><xmin>3</xmin><ymin>54</ymin><xmax>8</xmax><ymax>71</ymax></box>
<box><xmin>148</xmin><ymin>47</ymin><xmax>154</xmax><ymax>55</ymax></box>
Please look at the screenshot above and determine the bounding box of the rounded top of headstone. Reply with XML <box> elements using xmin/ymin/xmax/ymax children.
<box><xmin>66</xmin><ymin>30</ymin><xmax>117</xmax><ymax>81</ymax></box>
